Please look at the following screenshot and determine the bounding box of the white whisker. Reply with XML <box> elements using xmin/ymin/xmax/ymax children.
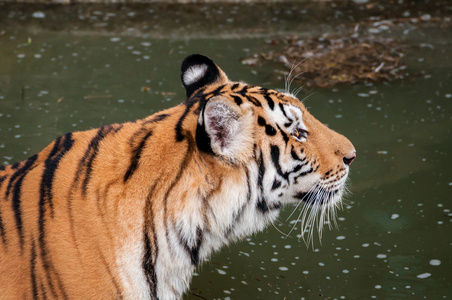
<box><xmin>285</xmin><ymin>58</ymin><xmax>308</xmax><ymax>94</ymax></box>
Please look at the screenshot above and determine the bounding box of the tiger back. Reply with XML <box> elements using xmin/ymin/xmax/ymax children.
<box><xmin>0</xmin><ymin>54</ymin><xmax>355</xmax><ymax>299</ymax></box>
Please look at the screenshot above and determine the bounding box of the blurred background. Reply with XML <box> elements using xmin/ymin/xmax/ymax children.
<box><xmin>0</xmin><ymin>0</ymin><xmax>451</xmax><ymax>299</ymax></box>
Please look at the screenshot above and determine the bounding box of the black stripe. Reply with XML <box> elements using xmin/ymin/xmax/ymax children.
<box><xmin>142</xmin><ymin>113</ymin><xmax>170</xmax><ymax>125</ymax></box>
<box><xmin>257</xmin><ymin>151</ymin><xmax>265</xmax><ymax>192</ymax></box>
<box><xmin>291</xmin><ymin>146</ymin><xmax>304</xmax><ymax>161</ymax></box>
<box><xmin>231</xmin><ymin>83</ymin><xmax>240</xmax><ymax>91</ymax></box>
<box><xmin>277</xmin><ymin>125</ymin><xmax>289</xmax><ymax>144</ymax></box>
<box><xmin>270</xmin><ymin>145</ymin><xmax>288</xmax><ymax>180</ymax></box>
<box><xmin>256</xmin><ymin>151</ymin><xmax>270</xmax><ymax>213</ymax></box>
<box><xmin>265</xmin><ymin>125</ymin><xmax>276</xmax><ymax>136</ymax></box>
<box><xmin>124</xmin><ymin>130</ymin><xmax>153</xmax><ymax>182</ymax></box>
<box><xmin>237</xmin><ymin>85</ymin><xmax>249</xmax><ymax>96</ymax></box>
<box><xmin>246</xmin><ymin>95</ymin><xmax>262</xmax><ymax>107</ymax></box>
<box><xmin>11</xmin><ymin>162</ymin><xmax>20</xmax><ymax>170</ymax></box>
<box><xmin>0</xmin><ymin>165</ymin><xmax>5</xmax><ymax>171</ymax></box>
<box><xmin>190</xmin><ymin>226</ymin><xmax>203</xmax><ymax>265</ymax></box>
<box><xmin>271</xmin><ymin>179</ymin><xmax>281</xmax><ymax>190</ymax></box>
<box><xmin>81</xmin><ymin>125</ymin><xmax>115</xmax><ymax>196</ymax></box>
<box><xmin>257</xmin><ymin>116</ymin><xmax>277</xmax><ymax>137</ymax></box>
<box><xmin>39</xmin><ymin>132</ymin><xmax>73</xmax><ymax>299</ymax></box>
<box><xmin>264</xmin><ymin>94</ymin><xmax>275</xmax><ymax>110</ymax></box>
<box><xmin>279</xmin><ymin>103</ymin><xmax>288</xmax><ymax>118</ymax></box>
<box><xmin>0</xmin><ymin>175</ymin><xmax>6</xmax><ymax>188</ymax></box>
<box><xmin>195</xmin><ymin>111</ymin><xmax>214</xmax><ymax>155</ymax></box>
<box><xmin>232</xmin><ymin>95</ymin><xmax>243</xmax><ymax>106</ymax></box>
<box><xmin>210</xmin><ymin>84</ymin><xmax>226</xmax><ymax>96</ymax></box>
<box><xmin>143</xmin><ymin>231</ymin><xmax>157</xmax><ymax>298</ymax></box>
<box><xmin>176</xmin><ymin>100</ymin><xmax>198</xmax><ymax>142</ymax></box>
<box><xmin>294</xmin><ymin>192</ymin><xmax>308</xmax><ymax>200</ymax></box>
<box><xmin>0</xmin><ymin>206</ymin><xmax>6</xmax><ymax>245</ymax></box>
<box><xmin>297</xmin><ymin>167</ymin><xmax>314</xmax><ymax>178</ymax></box>
<box><xmin>0</xmin><ymin>174</ymin><xmax>7</xmax><ymax>245</ymax></box>
<box><xmin>5</xmin><ymin>155</ymin><xmax>37</xmax><ymax>199</ymax></box>
<box><xmin>292</xmin><ymin>164</ymin><xmax>303</xmax><ymax>173</ymax></box>
<box><xmin>99</xmin><ymin>251</ymin><xmax>123</xmax><ymax>299</ymax></box>
<box><xmin>12</xmin><ymin>154</ymin><xmax>38</xmax><ymax>250</ymax></box>
<box><xmin>143</xmin><ymin>182</ymin><xmax>159</xmax><ymax>299</ymax></box>
<box><xmin>30</xmin><ymin>239</ymin><xmax>39</xmax><ymax>299</ymax></box>
<box><xmin>40</xmin><ymin>133</ymin><xmax>74</xmax><ymax>215</ymax></box>
<box><xmin>163</xmin><ymin>140</ymin><xmax>195</xmax><ymax>260</ymax></box>
<box><xmin>256</xmin><ymin>196</ymin><xmax>269</xmax><ymax>213</ymax></box>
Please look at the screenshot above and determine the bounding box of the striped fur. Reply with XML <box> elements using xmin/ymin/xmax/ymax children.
<box><xmin>0</xmin><ymin>54</ymin><xmax>355</xmax><ymax>299</ymax></box>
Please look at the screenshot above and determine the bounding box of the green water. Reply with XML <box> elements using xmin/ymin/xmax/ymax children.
<box><xmin>0</xmin><ymin>3</ymin><xmax>451</xmax><ymax>299</ymax></box>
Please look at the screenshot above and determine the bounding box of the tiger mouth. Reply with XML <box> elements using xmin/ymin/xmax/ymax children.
<box><xmin>293</xmin><ymin>186</ymin><xmax>342</xmax><ymax>205</ymax></box>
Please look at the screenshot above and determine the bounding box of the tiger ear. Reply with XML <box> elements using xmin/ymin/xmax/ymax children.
<box><xmin>197</xmin><ymin>97</ymin><xmax>254</xmax><ymax>164</ymax></box>
<box><xmin>181</xmin><ymin>54</ymin><xmax>229</xmax><ymax>98</ymax></box>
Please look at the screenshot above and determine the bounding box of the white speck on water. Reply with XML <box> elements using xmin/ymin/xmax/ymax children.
<box><xmin>416</xmin><ymin>273</ymin><xmax>431</xmax><ymax>279</ymax></box>
<box><xmin>110</xmin><ymin>37</ymin><xmax>121</xmax><ymax>42</ymax></box>
<box><xmin>117</xmin><ymin>99</ymin><xmax>125</xmax><ymax>103</ymax></box>
<box><xmin>358</xmin><ymin>93</ymin><xmax>370</xmax><ymax>97</ymax></box>
<box><xmin>17</xmin><ymin>54</ymin><xmax>25</xmax><ymax>58</ymax></box>
<box><xmin>375</xmin><ymin>285</ymin><xmax>382</xmax><ymax>289</ymax></box>
<box><xmin>279</xmin><ymin>267</ymin><xmax>289</xmax><ymax>271</ymax></box>
<box><xmin>336</xmin><ymin>236</ymin><xmax>346</xmax><ymax>240</ymax></box>
<box><xmin>32</xmin><ymin>11</ymin><xmax>45</xmax><ymax>19</ymax></box>
<box><xmin>362</xmin><ymin>243</ymin><xmax>370</xmax><ymax>247</ymax></box>
<box><xmin>216</xmin><ymin>269</ymin><xmax>226</xmax><ymax>275</ymax></box>
<box><xmin>302</xmin><ymin>270</ymin><xmax>309</xmax><ymax>274</ymax></box>
<box><xmin>391</xmin><ymin>214</ymin><xmax>400</xmax><ymax>220</ymax></box>
<box><xmin>284</xmin><ymin>245</ymin><xmax>291</xmax><ymax>249</ymax></box>
<box><xmin>141</xmin><ymin>42</ymin><xmax>151</xmax><ymax>47</ymax></box>
<box><xmin>318</xmin><ymin>262</ymin><xmax>325</xmax><ymax>267</ymax></box>
<box><xmin>429</xmin><ymin>259</ymin><xmax>441</xmax><ymax>266</ymax></box>
<box><xmin>377</xmin><ymin>254</ymin><xmax>387</xmax><ymax>259</ymax></box>
<box><xmin>271</xmin><ymin>258</ymin><xmax>278</xmax><ymax>262</ymax></box>
<box><xmin>335</xmin><ymin>115</ymin><xmax>342</xmax><ymax>118</ymax></box>
<box><xmin>342</xmin><ymin>269</ymin><xmax>350</xmax><ymax>274</ymax></box>
<box><xmin>445</xmin><ymin>93</ymin><xmax>451</xmax><ymax>98</ymax></box>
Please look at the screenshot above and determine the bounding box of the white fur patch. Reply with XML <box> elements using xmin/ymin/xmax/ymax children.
<box><xmin>183</xmin><ymin>64</ymin><xmax>208</xmax><ymax>86</ymax></box>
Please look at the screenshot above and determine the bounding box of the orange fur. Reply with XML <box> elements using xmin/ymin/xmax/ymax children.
<box><xmin>0</xmin><ymin>54</ymin><xmax>354</xmax><ymax>299</ymax></box>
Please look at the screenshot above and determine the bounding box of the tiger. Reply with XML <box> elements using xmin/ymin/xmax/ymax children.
<box><xmin>0</xmin><ymin>54</ymin><xmax>355</xmax><ymax>299</ymax></box>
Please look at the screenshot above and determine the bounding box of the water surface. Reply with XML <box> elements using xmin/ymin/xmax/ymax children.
<box><xmin>0</xmin><ymin>3</ymin><xmax>451</xmax><ymax>299</ymax></box>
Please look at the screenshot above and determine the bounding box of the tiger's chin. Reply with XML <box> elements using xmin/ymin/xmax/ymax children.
<box><xmin>288</xmin><ymin>176</ymin><xmax>349</xmax><ymax>245</ymax></box>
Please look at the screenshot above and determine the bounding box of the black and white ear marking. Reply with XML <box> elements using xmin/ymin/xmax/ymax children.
<box><xmin>181</xmin><ymin>54</ymin><xmax>228</xmax><ymax>98</ymax></box>
<box><xmin>198</xmin><ymin>97</ymin><xmax>254</xmax><ymax>164</ymax></box>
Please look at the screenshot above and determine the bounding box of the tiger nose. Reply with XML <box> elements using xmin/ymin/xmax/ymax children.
<box><xmin>343</xmin><ymin>151</ymin><xmax>356</xmax><ymax>166</ymax></box>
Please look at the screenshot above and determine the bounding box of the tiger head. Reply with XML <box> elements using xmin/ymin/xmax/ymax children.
<box><xmin>180</xmin><ymin>54</ymin><xmax>356</xmax><ymax>242</ymax></box>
